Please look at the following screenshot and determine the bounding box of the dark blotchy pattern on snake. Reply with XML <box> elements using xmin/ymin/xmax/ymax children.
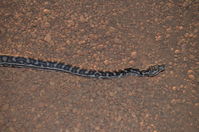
<box><xmin>0</xmin><ymin>55</ymin><xmax>165</xmax><ymax>79</ymax></box>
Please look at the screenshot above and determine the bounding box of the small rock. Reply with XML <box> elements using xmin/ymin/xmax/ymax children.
<box><xmin>104</xmin><ymin>60</ymin><xmax>109</xmax><ymax>65</ymax></box>
<box><xmin>129</xmin><ymin>60</ymin><xmax>135</xmax><ymax>65</ymax></box>
<box><xmin>176</xmin><ymin>26</ymin><xmax>183</xmax><ymax>30</ymax></box>
<box><xmin>188</xmin><ymin>74</ymin><xmax>195</xmax><ymax>80</ymax></box>
<box><xmin>155</xmin><ymin>33</ymin><xmax>162</xmax><ymax>41</ymax></box>
<box><xmin>131</xmin><ymin>51</ymin><xmax>137</xmax><ymax>58</ymax></box>
<box><xmin>44</xmin><ymin>33</ymin><xmax>52</xmax><ymax>43</ymax></box>
<box><xmin>195</xmin><ymin>103</ymin><xmax>199</xmax><ymax>106</ymax></box>
<box><xmin>172</xmin><ymin>86</ymin><xmax>177</xmax><ymax>90</ymax></box>
<box><xmin>95</xmin><ymin>126</ymin><xmax>100</xmax><ymax>130</ymax></box>
<box><xmin>43</xmin><ymin>9</ymin><xmax>50</xmax><ymax>14</ymax></box>
<box><xmin>174</xmin><ymin>50</ymin><xmax>180</xmax><ymax>54</ymax></box>
<box><xmin>187</xmin><ymin>70</ymin><xmax>193</xmax><ymax>74</ymax></box>
<box><xmin>109</xmin><ymin>91</ymin><xmax>116</xmax><ymax>96</ymax></box>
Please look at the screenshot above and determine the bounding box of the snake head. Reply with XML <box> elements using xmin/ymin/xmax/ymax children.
<box><xmin>146</xmin><ymin>64</ymin><xmax>165</xmax><ymax>77</ymax></box>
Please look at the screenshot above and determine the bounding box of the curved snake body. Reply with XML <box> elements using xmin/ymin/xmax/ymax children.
<box><xmin>0</xmin><ymin>55</ymin><xmax>165</xmax><ymax>79</ymax></box>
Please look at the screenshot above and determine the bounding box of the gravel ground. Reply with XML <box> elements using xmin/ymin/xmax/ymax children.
<box><xmin>0</xmin><ymin>0</ymin><xmax>198</xmax><ymax>132</ymax></box>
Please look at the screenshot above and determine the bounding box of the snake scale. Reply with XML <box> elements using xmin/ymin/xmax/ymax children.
<box><xmin>0</xmin><ymin>55</ymin><xmax>165</xmax><ymax>79</ymax></box>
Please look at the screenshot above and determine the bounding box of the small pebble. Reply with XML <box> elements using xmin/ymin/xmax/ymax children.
<box><xmin>187</xmin><ymin>70</ymin><xmax>193</xmax><ymax>74</ymax></box>
<box><xmin>174</xmin><ymin>50</ymin><xmax>180</xmax><ymax>54</ymax></box>
<box><xmin>43</xmin><ymin>9</ymin><xmax>50</xmax><ymax>14</ymax></box>
<box><xmin>131</xmin><ymin>51</ymin><xmax>137</xmax><ymax>58</ymax></box>
<box><xmin>172</xmin><ymin>86</ymin><xmax>177</xmax><ymax>90</ymax></box>
<box><xmin>188</xmin><ymin>74</ymin><xmax>195</xmax><ymax>80</ymax></box>
<box><xmin>44</xmin><ymin>33</ymin><xmax>52</xmax><ymax>43</ymax></box>
<box><xmin>95</xmin><ymin>126</ymin><xmax>100</xmax><ymax>130</ymax></box>
<box><xmin>104</xmin><ymin>60</ymin><xmax>109</xmax><ymax>65</ymax></box>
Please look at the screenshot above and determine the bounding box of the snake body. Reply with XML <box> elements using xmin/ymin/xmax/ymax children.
<box><xmin>0</xmin><ymin>55</ymin><xmax>165</xmax><ymax>79</ymax></box>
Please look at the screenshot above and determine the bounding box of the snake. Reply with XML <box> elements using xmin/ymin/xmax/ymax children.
<box><xmin>0</xmin><ymin>55</ymin><xmax>165</xmax><ymax>79</ymax></box>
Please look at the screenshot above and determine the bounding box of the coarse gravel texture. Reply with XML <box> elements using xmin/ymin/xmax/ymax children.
<box><xmin>0</xmin><ymin>0</ymin><xmax>198</xmax><ymax>132</ymax></box>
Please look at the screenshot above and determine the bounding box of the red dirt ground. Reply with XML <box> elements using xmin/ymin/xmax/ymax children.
<box><xmin>0</xmin><ymin>1</ymin><xmax>198</xmax><ymax>132</ymax></box>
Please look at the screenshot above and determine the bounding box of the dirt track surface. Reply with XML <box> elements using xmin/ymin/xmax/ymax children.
<box><xmin>0</xmin><ymin>1</ymin><xmax>198</xmax><ymax>132</ymax></box>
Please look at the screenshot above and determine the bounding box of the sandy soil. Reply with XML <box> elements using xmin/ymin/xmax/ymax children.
<box><xmin>0</xmin><ymin>0</ymin><xmax>198</xmax><ymax>132</ymax></box>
